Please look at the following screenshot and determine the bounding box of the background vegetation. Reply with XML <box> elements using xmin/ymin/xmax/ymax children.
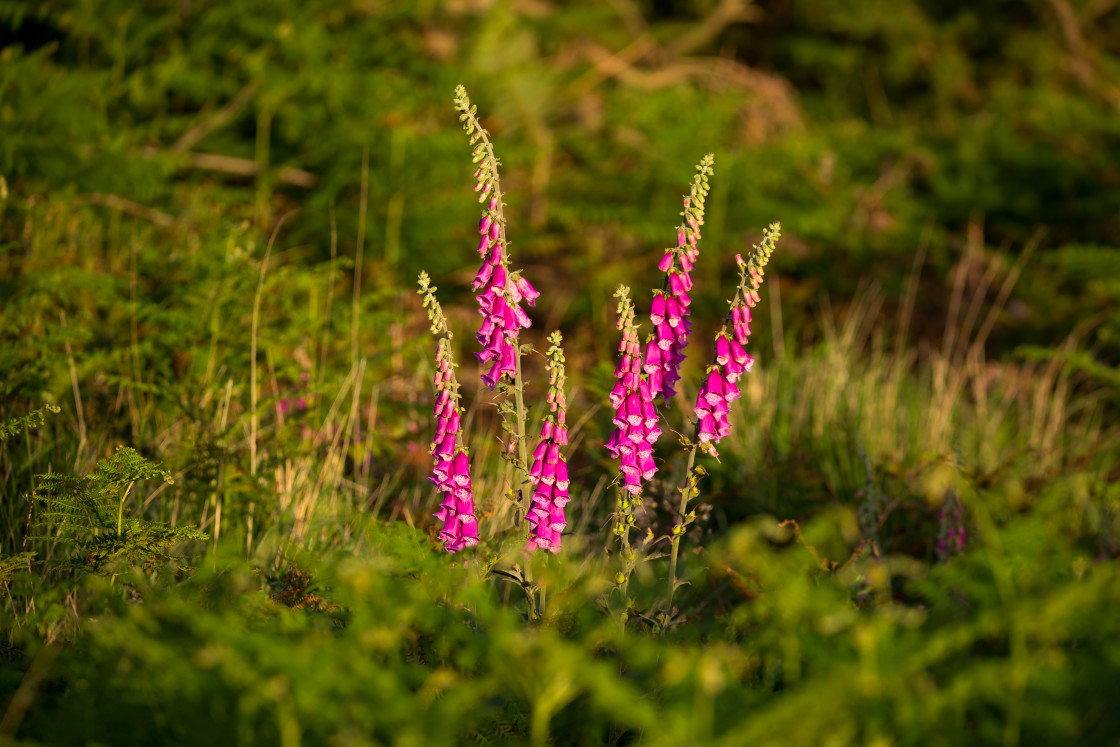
<box><xmin>2</xmin><ymin>1</ymin><xmax>1118</xmax><ymax>744</ymax></box>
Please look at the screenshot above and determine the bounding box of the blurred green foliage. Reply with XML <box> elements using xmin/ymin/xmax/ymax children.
<box><xmin>2</xmin><ymin>0</ymin><xmax>1119</xmax><ymax>355</ymax></box>
<box><xmin>4</xmin><ymin>496</ymin><xmax>1119</xmax><ymax>745</ymax></box>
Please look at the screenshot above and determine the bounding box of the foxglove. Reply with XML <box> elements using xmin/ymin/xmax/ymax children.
<box><xmin>454</xmin><ymin>85</ymin><xmax>537</xmax><ymax>389</ymax></box>
<box><xmin>419</xmin><ymin>271</ymin><xmax>479</xmax><ymax>553</ymax></box>
<box><xmin>645</xmin><ymin>154</ymin><xmax>714</xmax><ymax>402</ymax></box>
<box><xmin>693</xmin><ymin>223</ymin><xmax>780</xmax><ymax>456</ymax></box>
<box><xmin>606</xmin><ymin>286</ymin><xmax>660</xmax><ymax>495</ymax></box>
<box><xmin>668</xmin><ymin>222</ymin><xmax>781</xmax><ymax>604</ymax></box>
<box><xmin>526</xmin><ymin>331</ymin><xmax>570</xmax><ymax>552</ymax></box>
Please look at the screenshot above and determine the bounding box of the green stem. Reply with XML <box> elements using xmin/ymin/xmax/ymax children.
<box><xmin>619</xmin><ymin>524</ymin><xmax>632</xmax><ymax>601</ymax></box>
<box><xmin>615</xmin><ymin>486</ymin><xmax>636</xmax><ymax>601</ymax></box>
<box><xmin>530</xmin><ymin>703</ymin><xmax>550</xmax><ymax>747</ymax></box>
<box><xmin>117</xmin><ymin>480</ymin><xmax>135</xmax><ymax>538</ymax></box>
<box><xmin>526</xmin><ymin>587</ymin><xmax>537</xmax><ymax>621</ymax></box>
<box><xmin>668</xmin><ymin>443</ymin><xmax>699</xmax><ymax>608</ymax></box>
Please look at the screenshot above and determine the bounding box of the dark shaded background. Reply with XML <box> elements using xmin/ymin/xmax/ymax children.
<box><xmin>3</xmin><ymin>0</ymin><xmax>1119</xmax><ymax>377</ymax></box>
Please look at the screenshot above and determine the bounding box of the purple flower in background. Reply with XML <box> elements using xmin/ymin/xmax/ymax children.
<box><xmin>644</xmin><ymin>154</ymin><xmax>714</xmax><ymax>402</ymax></box>
<box><xmin>418</xmin><ymin>271</ymin><xmax>479</xmax><ymax>553</ymax></box>
<box><xmin>278</xmin><ymin>396</ymin><xmax>309</xmax><ymax>416</ymax></box>
<box><xmin>526</xmin><ymin>331</ymin><xmax>571</xmax><ymax>553</ymax></box>
<box><xmin>937</xmin><ymin>492</ymin><xmax>966</xmax><ymax>563</ymax></box>
<box><xmin>277</xmin><ymin>355</ymin><xmax>313</xmax><ymax>418</ymax></box>
<box><xmin>607</xmin><ymin>286</ymin><xmax>660</xmax><ymax>495</ymax></box>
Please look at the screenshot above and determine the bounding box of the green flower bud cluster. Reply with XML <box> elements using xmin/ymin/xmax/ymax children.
<box><xmin>679</xmin><ymin>153</ymin><xmax>714</xmax><ymax>255</ymax></box>
<box><xmin>734</xmin><ymin>222</ymin><xmax>781</xmax><ymax>311</ymax></box>
<box><xmin>454</xmin><ymin>85</ymin><xmax>503</xmax><ymax>208</ymax></box>
<box><xmin>543</xmin><ymin>330</ymin><xmax>568</xmax><ymax>421</ymax></box>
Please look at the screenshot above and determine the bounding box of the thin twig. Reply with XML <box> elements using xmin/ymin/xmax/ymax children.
<box><xmin>171</xmin><ymin>79</ymin><xmax>262</xmax><ymax>153</ymax></box>
<box><xmin>667</xmin><ymin>0</ymin><xmax>762</xmax><ymax>57</ymax></box>
<box><xmin>186</xmin><ymin>152</ymin><xmax>319</xmax><ymax>188</ymax></box>
<box><xmin>58</xmin><ymin>311</ymin><xmax>87</xmax><ymax>451</ymax></box>
<box><xmin>74</xmin><ymin>193</ymin><xmax>175</xmax><ymax>227</ymax></box>
<box><xmin>1047</xmin><ymin>0</ymin><xmax>1120</xmax><ymax>111</ymax></box>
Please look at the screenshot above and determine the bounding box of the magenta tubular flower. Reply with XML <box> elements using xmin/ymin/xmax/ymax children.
<box><xmin>455</xmin><ymin>86</ymin><xmax>536</xmax><ymax>390</ymax></box>
<box><xmin>691</xmin><ymin>224</ymin><xmax>780</xmax><ymax>457</ymax></box>
<box><xmin>418</xmin><ymin>271</ymin><xmax>480</xmax><ymax>553</ymax></box>
<box><xmin>607</xmin><ymin>286</ymin><xmax>661</xmax><ymax>495</ymax></box>
<box><xmin>433</xmin><ymin>449</ymin><xmax>480</xmax><ymax>552</ymax></box>
<box><xmin>643</xmin><ymin>154</ymin><xmax>715</xmax><ymax>403</ymax></box>
<box><xmin>473</xmin><ymin>194</ymin><xmax>535</xmax><ymax>389</ymax></box>
<box><xmin>526</xmin><ymin>332</ymin><xmax>570</xmax><ymax>553</ymax></box>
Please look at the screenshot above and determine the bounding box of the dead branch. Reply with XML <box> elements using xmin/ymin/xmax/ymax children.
<box><xmin>171</xmin><ymin>80</ymin><xmax>261</xmax><ymax>153</ymax></box>
<box><xmin>1047</xmin><ymin>0</ymin><xmax>1120</xmax><ymax>111</ymax></box>
<box><xmin>74</xmin><ymin>193</ymin><xmax>176</xmax><ymax>227</ymax></box>
<box><xmin>186</xmin><ymin>152</ymin><xmax>319</xmax><ymax>188</ymax></box>
<box><xmin>668</xmin><ymin>0</ymin><xmax>763</xmax><ymax>58</ymax></box>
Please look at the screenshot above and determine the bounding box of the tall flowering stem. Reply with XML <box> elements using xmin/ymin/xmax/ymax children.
<box><xmin>418</xmin><ymin>271</ymin><xmax>479</xmax><ymax>553</ymax></box>
<box><xmin>644</xmin><ymin>154</ymin><xmax>715</xmax><ymax>403</ymax></box>
<box><xmin>606</xmin><ymin>285</ymin><xmax>661</xmax><ymax>497</ymax></box>
<box><xmin>453</xmin><ymin>85</ymin><xmax>539</xmax><ymax>523</ymax></box>
<box><xmin>526</xmin><ymin>331</ymin><xmax>571</xmax><ymax>553</ymax></box>
<box><xmin>667</xmin><ymin>222</ymin><xmax>782</xmax><ymax>605</ymax></box>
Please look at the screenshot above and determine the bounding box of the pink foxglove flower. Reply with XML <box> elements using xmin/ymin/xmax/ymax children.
<box><xmin>606</xmin><ymin>286</ymin><xmax>660</xmax><ymax>495</ymax></box>
<box><xmin>644</xmin><ymin>154</ymin><xmax>714</xmax><ymax>402</ymax></box>
<box><xmin>526</xmin><ymin>331</ymin><xmax>570</xmax><ymax>553</ymax></box>
<box><xmin>692</xmin><ymin>224</ymin><xmax>780</xmax><ymax>456</ymax></box>
<box><xmin>418</xmin><ymin>271</ymin><xmax>479</xmax><ymax>553</ymax></box>
<box><xmin>455</xmin><ymin>85</ymin><xmax>536</xmax><ymax>389</ymax></box>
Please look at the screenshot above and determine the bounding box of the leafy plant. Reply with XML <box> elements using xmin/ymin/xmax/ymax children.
<box><xmin>0</xmin><ymin>404</ymin><xmax>59</xmax><ymax>442</ymax></box>
<box><xmin>0</xmin><ymin>551</ymin><xmax>34</xmax><ymax>586</ymax></box>
<box><xmin>32</xmin><ymin>446</ymin><xmax>205</xmax><ymax>577</ymax></box>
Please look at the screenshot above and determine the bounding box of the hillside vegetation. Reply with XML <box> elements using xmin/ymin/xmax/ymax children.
<box><xmin>2</xmin><ymin>2</ymin><xmax>1119</xmax><ymax>745</ymax></box>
